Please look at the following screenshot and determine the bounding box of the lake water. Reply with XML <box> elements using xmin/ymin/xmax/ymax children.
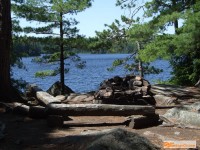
<box><xmin>12</xmin><ymin>54</ymin><xmax>172</xmax><ymax>93</ymax></box>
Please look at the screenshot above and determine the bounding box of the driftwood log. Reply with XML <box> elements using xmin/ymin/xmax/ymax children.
<box><xmin>26</xmin><ymin>84</ymin><xmax>62</xmax><ymax>106</ymax></box>
<box><xmin>12</xmin><ymin>103</ymin><xmax>30</xmax><ymax>115</ymax></box>
<box><xmin>36</xmin><ymin>91</ymin><xmax>61</xmax><ymax>105</ymax></box>
<box><xmin>47</xmin><ymin>104</ymin><xmax>155</xmax><ymax>116</ymax></box>
<box><xmin>12</xmin><ymin>103</ymin><xmax>47</xmax><ymax>118</ymax></box>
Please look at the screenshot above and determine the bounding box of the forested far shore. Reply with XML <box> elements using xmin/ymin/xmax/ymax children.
<box><xmin>12</xmin><ymin>36</ymin><xmax>133</xmax><ymax>57</ymax></box>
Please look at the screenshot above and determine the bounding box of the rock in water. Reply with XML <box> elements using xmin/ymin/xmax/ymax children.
<box><xmin>47</xmin><ymin>81</ymin><xmax>74</xmax><ymax>96</ymax></box>
<box><xmin>86</xmin><ymin>128</ymin><xmax>159</xmax><ymax>150</ymax></box>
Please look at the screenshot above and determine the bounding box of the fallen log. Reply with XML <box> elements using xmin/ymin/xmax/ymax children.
<box><xmin>36</xmin><ymin>91</ymin><xmax>61</xmax><ymax>105</ymax></box>
<box><xmin>13</xmin><ymin>102</ymin><xmax>30</xmax><ymax>115</ymax></box>
<box><xmin>12</xmin><ymin>102</ymin><xmax>47</xmax><ymax>118</ymax></box>
<box><xmin>47</xmin><ymin>104</ymin><xmax>155</xmax><ymax>116</ymax></box>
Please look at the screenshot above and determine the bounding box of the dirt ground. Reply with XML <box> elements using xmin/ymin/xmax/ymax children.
<box><xmin>0</xmin><ymin>109</ymin><xmax>200</xmax><ymax>150</ymax></box>
<box><xmin>1</xmin><ymin>85</ymin><xmax>200</xmax><ymax>150</ymax></box>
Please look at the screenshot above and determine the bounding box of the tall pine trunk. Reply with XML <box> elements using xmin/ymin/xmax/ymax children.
<box><xmin>136</xmin><ymin>41</ymin><xmax>144</xmax><ymax>78</ymax></box>
<box><xmin>59</xmin><ymin>12</ymin><xmax>65</xmax><ymax>94</ymax></box>
<box><xmin>0</xmin><ymin>0</ymin><xmax>22</xmax><ymax>101</ymax></box>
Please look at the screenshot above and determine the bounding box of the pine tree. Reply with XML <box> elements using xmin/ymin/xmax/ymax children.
<box><xmin>12</xmin><ymin>0</ymin><xmax>92</xmax><ymax>93</ymax></box>
<box><xmin>117</xmin><ymin>0</ymin><xmax>199</xmax><ymax>85</ymax></box>
<box><xmin>95</xmin><ymin>4</ymin><xmax>162</xmax><ymax>77</ymax></box>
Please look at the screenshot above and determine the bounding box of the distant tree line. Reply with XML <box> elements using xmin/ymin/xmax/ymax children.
<box><xmin>12</xmin><ymin>35</ymin><xmax>133</xmax><ymax>56</ymax></box>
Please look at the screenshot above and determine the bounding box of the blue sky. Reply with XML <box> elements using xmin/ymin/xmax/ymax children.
<box><xmin>73</xmin><ymin>0</ymin><xmax>176</xmax><ymax>37</ymax></box>
<box><xmin>18</xmin><ymin>0</ymin><xmax>175</xmax><ymax>37</ymax></box>
<box><xmin>18</xmin><ymin>0</ymin><xmax>125</xmax><ymax>37</ymax></box>
<box><xmin>73</xmin><ymin>0</ymin><xmax>125</xmax><ymax>37</ymax></box>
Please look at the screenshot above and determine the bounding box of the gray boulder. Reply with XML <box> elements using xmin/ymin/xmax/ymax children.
<box><xmin>163</xmin><ymin>102</ymin><xmax>200</xmax><ymax>127</ymax></box>
<box><xmin>86</xmin><ymin>128</ymin><xmax>159</xmax><ymax>150</ymax></box>
<box><xmin>47</xmin><ymin>81</ymin><xmax>74</xmax><ymax>96</ymax></box>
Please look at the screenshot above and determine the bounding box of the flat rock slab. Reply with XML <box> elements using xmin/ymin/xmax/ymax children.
<box><xmin>163</xmin><ymin>102</ymin><xmax>200</xmax><ymax>127</ymax></box>
<box><xmin>154</xmin><ymin>94</ymin><xmax>178</xmax><ymax>106</ymax></box>
<box><xmin>151</xmin><ymin>84</ymin><xmax>200</xmax><ymax>98</ymax></box>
